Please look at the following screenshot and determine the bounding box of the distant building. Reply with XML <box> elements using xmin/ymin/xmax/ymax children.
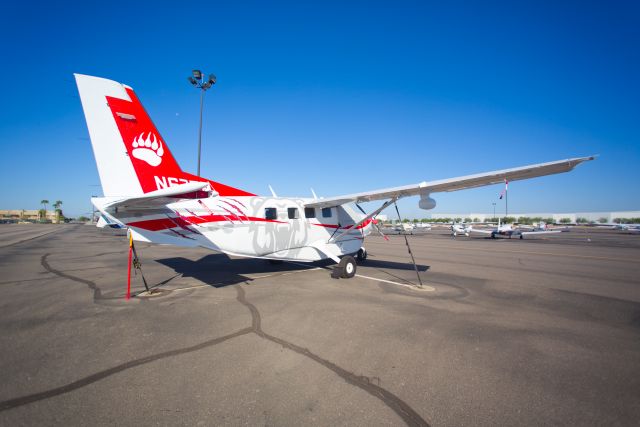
<box><xmin>0</xmin><ymin>209</ymin><xmax>64</xmax><ymax>223</ymax></box>
<box><xmin>430</xmin><ymin>211</ymin><xmax>640</xmax><ymax>223</ymax></box>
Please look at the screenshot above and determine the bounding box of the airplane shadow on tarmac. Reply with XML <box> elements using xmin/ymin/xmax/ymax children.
<box><xmin>361</xmin><ymin>258</ymin><xmax>430</xmax><ymax>272</ymax></box>
<box><xmin>155</xmin><ymin>254</ymin><xmax>429</xmax><ymax>288</ymax></box>
<box><xmin>155</xmin><ymin>253</ymin><xmax>329</xmax><ymax>288</ymax></box>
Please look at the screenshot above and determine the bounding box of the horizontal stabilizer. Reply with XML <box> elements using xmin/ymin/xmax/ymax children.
<box><xmin>96</xmin><ymin>182</ymin><xmax>213</xmax><ymax>212</ymax></box>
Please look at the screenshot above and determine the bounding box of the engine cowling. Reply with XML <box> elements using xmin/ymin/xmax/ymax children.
<box><xmin>418</xmin><ymin>195</ymin><xmax>436</xmax><ymax>210</ymax></box>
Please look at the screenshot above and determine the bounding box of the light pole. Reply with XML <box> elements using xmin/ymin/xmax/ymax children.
<box><xmin>188</xmin><ymin>70</ymin><xmax>216</xmax><ymax>177</ymax></box>
<box><xmin>492</xmin><ymin>202</ymin><xmax>496</xmax><ymax>221</ymax></box>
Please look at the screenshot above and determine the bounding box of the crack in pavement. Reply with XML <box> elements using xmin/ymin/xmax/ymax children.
<box><xmin>235</xmin><ymin>284</ymin><xmax>430</xmax><ymax>427</ymax></box>
<box><xmin>0</xmin><ymin>328</ymin><xmax>252</xmax><ymax>412</ymax></box>
<box><xmin>7</xmin><ymin>257</ymin><xmax>430</xmax><ymax>426</ymax></box>
<box><xmin>41</xmin><ymin>254</ymin><xmax>104</xmax><ymax>301</ymax></box>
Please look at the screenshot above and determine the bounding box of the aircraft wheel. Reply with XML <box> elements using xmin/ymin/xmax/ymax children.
<box><xmin>491</xmin><ymin>232</ymin><xmax>496</xmax><ymax>239</ymax></box>
<box><xmin>339</xmin><ymin>256</ymin><xmax>357</xmax><ymax>278</ymax></box>
<box><xmin>357</xmin><ymin>248</ymin><xmax>367</xmax><ymax>262</ymax></box>
<box><xmin>519</xmin><ymin>235</ymin><xmax>523</xmax><ymax>239</ymax></box>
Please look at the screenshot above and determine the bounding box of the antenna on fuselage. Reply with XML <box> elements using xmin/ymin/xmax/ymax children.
<box><xmin>311</xmin><ymin>188</ymin><xmax>318</xmax><ymax>200</ymax></box>
<box><xmin>268</xmin><ymin>185</ymin><xmax>278</xmax><ymax>198</ymax></box>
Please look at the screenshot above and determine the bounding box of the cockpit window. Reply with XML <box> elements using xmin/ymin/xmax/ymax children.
<box><xmin>265</xmin><ymin>208</ymin><xmax>277</xmax><ymax>220</ymax></box>
<box><xmin>322</xmin><ymin>207</ymin><xmax>332</xmax><ymax>218</ymax></box>
<box><xmin>305</xmin><ymin>207</ymin><xmax>316</xmax><ymax>218</ymax></box>
<box><xmin>288</xmin><ymin>208</ymin><xmax>299</xmax><ymax>219</ymax></box>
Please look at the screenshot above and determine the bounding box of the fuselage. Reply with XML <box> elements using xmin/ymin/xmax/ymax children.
<box><xmin>94</xmin><ymin>195</ymin><xmax>371</xmax><ymax>262</ymax></box>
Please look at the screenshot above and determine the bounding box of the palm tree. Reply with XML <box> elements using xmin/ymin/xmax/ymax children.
<box><xmin>53</xmin><ymin>200</ymin><xmax>63</xmax><ymax>222</ymax></box>
<box><xmin>40</xmin><ymin>200</ymin><xmax>49</xmax><ymax>220</ymax></box>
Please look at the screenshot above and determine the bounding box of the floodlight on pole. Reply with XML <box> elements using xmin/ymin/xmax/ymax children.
<box><xmin>187</xmin><ymin>69</ymin><xmax>216</xmax><ymax>176</ymax></box>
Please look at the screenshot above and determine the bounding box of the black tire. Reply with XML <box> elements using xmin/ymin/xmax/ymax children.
<box><xmin>357</xmin><ymin>248</ymin><xmax>367</xmax><ymax>262</ymax></box>
<box><xmin>491</xmin><ymin>232</ymin><xmax>496</xmax><ymax>239</ymax></box>
<box><xmin>339</xmin><ymin>256</ymin><xmax>357</xmax><ymax>278</ymax></box>
<box><xmin>519</xmin><ymin>234</ymin><xmax>523</xmax><ymax>239</ymax></box>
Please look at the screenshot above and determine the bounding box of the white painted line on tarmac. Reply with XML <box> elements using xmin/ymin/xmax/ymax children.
<box><xmin>288</xmin><ymin>260</ymin><xmax>435</xmax><ymax>291</ymax></box>
<box><xmin>355</xmin><ymin>273</ymin><xmax>435</xmax><ymax>291</ymax></box>
<box><xmin>170</xmin><ymin>284</ymin><xmax>211</xmax><ymax>292</ymax></box>
<box><xmin>251</xmin><ymin>267</ymin><xmax>323</xmax><ymax>280</ymax></box>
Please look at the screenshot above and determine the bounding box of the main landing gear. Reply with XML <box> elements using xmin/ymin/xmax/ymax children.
<box><xmin>331</xmin><ymin>247</ymin><xmax>366</xmax><ymax>279</ymax></box>
<box><xmin>357</xmin><ymin>247</ymin><xmax>367</xmax><ymax>262</ymax></box>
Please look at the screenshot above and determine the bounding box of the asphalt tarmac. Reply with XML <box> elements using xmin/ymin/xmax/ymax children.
<box><xmin>0</xmin><ymin>223</ymin><xmax>639</xmax><ymax>426</ymax></box>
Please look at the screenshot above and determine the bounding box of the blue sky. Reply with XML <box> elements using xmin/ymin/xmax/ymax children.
<box><xmin>0</xmin><ymin>1</ymin><xmax>638</xmax><ymax>218</ymax></box>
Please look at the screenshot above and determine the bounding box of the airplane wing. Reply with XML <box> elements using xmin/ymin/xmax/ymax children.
<box><xmin>470</xmin><ymin>228</ymin><xmax>493</xmax><ymax>234</ymax></box>
<box><xmin>95</xmin><ymin>182</ymin><xmax>212</xmax><ymax>212</ymax></box>
<box><xmin>304</xmin><ymin>156</ymin><xmax>595</xmax><ymax>209</ymax></box>
<box><xmin>520</xmin><ymin>230</ymin><xmax>563</xmax><ymax>236</ymax></box>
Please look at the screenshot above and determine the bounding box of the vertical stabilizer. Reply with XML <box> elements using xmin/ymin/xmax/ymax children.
<box><xmin>75</xmin><ymin>74</ymin><xmax>255</xmax><ymax>198</ymax></box>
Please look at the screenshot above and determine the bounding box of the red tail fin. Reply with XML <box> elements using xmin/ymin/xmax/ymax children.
<box><xmin>106</xmin><ymin>87</ymin><xmax>254</xmax><ymax>196</ymax></box>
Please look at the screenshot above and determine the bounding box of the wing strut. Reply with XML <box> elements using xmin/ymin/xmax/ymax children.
<box><xmin>355</xmin><ymin>203</ymin><xmax>389</xmax><ymax>241</ymax></box>
<box><xmin>394</xmin><ymin>201</ymin><xmax>424</xmax><ymax>289</ymax></box>
<box><xmin>329</xmin><ymin>198</ymin><xmax>397</xmax><ymax>243</ymax></box>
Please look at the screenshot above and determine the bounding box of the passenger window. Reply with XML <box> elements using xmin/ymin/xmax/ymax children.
<box><xmin>322</xmin><ymin>207</ymin><xmax>332</xmax><ymax>218</ymax></box>
<box><xmin>265</xmin><ymin>208</ymin><xmax>277</xmax><ymax>220</ymax></box>
<box><xmin>305</xmin><ymin>207</ymin><xmax>316</xmax><ymax>218</ymax></box>
<box><xmin>288</xmin><ymin>208</ymin><xmax>299</xmax><ymax>219</ymax></box>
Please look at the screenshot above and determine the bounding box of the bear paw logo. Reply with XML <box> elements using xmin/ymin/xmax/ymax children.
<box><xmin>131</xmin><ymin>132</ymin><xmax>164</xmax><ymax>167</ymax></box>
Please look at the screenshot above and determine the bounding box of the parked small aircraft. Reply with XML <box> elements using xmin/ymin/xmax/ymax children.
<box><xmin>618</xmin><ymin>224</ymin><xmax>640</xmax><ymax>232</ymax></box>
<box><xmin>76</xmin><ymin>74</ymin><xmax>594</xmax><ymax>278</ymax></box>
<box><xmin>471</xmin><ymin>219</ymin><xmax>564</xmax><ymax>239</ymax></box>
<box><xmin>450</xmin><ymin>222</ymin><xmax>473</xmax><ymax>237</ymax></box>
<box><xmin>414</xmin><ymin>223</ymin><xmax>432</xmax><ymax>230</ymax></box>
<box><xmin>394</xmin><ymin>223</ymin><xmax>416</xmax><ymax>234</ymax></box>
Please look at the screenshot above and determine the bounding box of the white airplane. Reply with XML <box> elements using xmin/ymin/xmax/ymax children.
<box><xmin>75</xmin><ymin>74</ymin><xmax>595</xmax><ymax>278</ymax></box>
<box><xmin>394</xmin><ymin>222</ymin><xmax>416</xmax><ymax>234</ymax></box>
<box><xmin>471</xmin><ymin>219</ymin><xmax>565</xmax><ymax>239</ymax></box>
<box><xmin>596</xmin><ymin>223</ymin><xmax>640</xmax><ymax>232</ymax></box>
<box><xmin>450</xmin><ymin>222</ymin><xmax>473</xmax><ymax>237</ymax></box>
<box><xmin>604</xmin><ymin>223</ymin><xmax>640</xmax><ymax>234</ymax></box>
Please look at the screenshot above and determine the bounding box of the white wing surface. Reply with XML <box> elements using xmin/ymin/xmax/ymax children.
<box><xmin>520</xmin><ymin>230</ymin><xmax>563</xmax><ymax>236</ymax></box>
<box><xmin>305</xmin><ymin>156</ymin><xmax>595</xmax><ymax>209</ymax></box>
<box><xmin>470</xmin><ymin>228</ymin><xmax>493</xmax><ymax>235</ymax></box>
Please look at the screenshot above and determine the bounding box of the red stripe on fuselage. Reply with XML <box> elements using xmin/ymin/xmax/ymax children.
<box><xmin>127</xmin><ymin>215</ymin><xmax>371</xmax><ymax>233</ymax></box>
<box><xmin>311</xmin><ymin>219</ymin><xmax>372</xmax><ymax>230</ymax></box>
<box><xmin>127</xmin><ymin>214</ymin><xmax>286</xmax><ymax>231</ymax></box>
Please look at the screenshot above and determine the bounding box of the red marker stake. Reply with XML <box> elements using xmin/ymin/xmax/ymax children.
<box><xmin>126</xmin><ymin>233</ymin><xmax>133</xmax><ymax>300</ymax></box>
